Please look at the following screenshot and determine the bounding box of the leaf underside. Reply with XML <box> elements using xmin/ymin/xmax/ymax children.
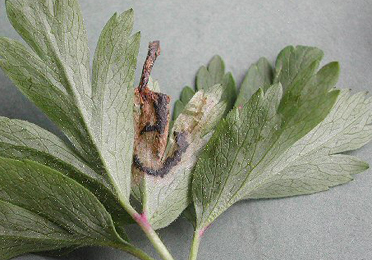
<box><xmin>0</xmin><ymin>0</ymin><xmax>140</xmax><ymax>258</ymax></box>
<box><xmin>0</xmin><ymin>0</ymin><xmax>371</xmax><ymax>257</ymax></box>
<box><xmin>192</xmin><ymin>46</ymin><xmax>372</xmax><ymax>231</ymax></box>
<box><xmin>2</xmin><ymin>0</ymin><xmax>98</xmax><ymax>165</ymax></box>
<box><xmin>173</xmin><ymin>55</ymin><xmax>237</xmax><ymax>120</ymax></box>
<box><xmin>92</xmin><ymin>8</ymin><xmax>140</xmax><ymax>203</ymax></box>
<box><xmin>0</xmin><ymin>116</ymin><xmax>133</xmax><ymax>228</ymax></box>
<box><xmin>1</xmin><ymin>0</ymin><xmax>140</xmax><ymax>202</ymax></box>
<box><xmin>134</xmin><ymin>85</ymin><xmax>227</xmax><ymax>229</ymax></box>
<box><xmin>0</xmin><ymin>158</ymin><xmax>126</xmax><ymax>260</ymax></box>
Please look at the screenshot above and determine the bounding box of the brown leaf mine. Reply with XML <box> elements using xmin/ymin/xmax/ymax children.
<box><xmin>133</xmin><ymin>41</ymin><xmax>189</xmax><ymax>179</ymax></box>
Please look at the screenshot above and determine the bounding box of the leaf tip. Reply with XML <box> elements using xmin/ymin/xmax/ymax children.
<box><xmin>361</xmin><ymin>161</ymin><xmax>369</xmax><ymax>171</ymax></box>
<box><xmin>122</xmin><ymin>8</ymin><xmax>134</xmax><ymax>17</ymax></box>
<box><xmin>133</xmin><ymin>31</ymin><xmax>141</xmax><ymax>40</ymax></box>
<box><xmin>325</xmin><ymin>61</ymin><xmax>340</xmax><ymax>74</ymax></box>
<box><xmin>211</xmin><ymin>54</ymin><xmax>223</xmax><ymax>61</ymax></box>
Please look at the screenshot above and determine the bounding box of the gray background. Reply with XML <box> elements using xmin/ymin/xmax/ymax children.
<box><xmin>1</xmin><ymin>0</ymin><xmax>372</xmax><ymax>259</ymax></box>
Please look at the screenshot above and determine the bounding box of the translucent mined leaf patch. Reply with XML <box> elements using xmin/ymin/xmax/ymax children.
<box><xmin>173</xmin><ymin>56</ymin><xmax>236</xmax><ymax>120</ymax></box>
<box><xmin>133</xmin><ymin>85</ymin><xmax>227</xmax><ymax>229</ymax></box>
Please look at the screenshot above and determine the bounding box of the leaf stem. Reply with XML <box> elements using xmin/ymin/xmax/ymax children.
<box><xmin>110</xmin><ymin>242</ymin><xmax>155</xmax><ymax>260</ymax></box>
<box><xmin>188</xmin><ymin>229</ymin><xmax>203</xmax><ymax>260</ymax></box>
<box><xmin>118</xmin><ymin>40</ymin><xmax>174</xmax><ymax>260</ymax></box>
<box><xmin>123</xmin><ymin>203</ymin><xmax>175</xmax><ymax>260</ymax></box>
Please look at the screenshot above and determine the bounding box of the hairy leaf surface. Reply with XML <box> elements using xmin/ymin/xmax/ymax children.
<box><xmin>0</xmin><ymin>37</ymin><xmax>99</xmax><ymax>166</ymax></box>
<box><xmin>92</xmin><ymin>9</ymin><xmax>140</xmax><ymax>202</ymax></box>
<box><xmin>134</xmin><ymin>86</ymin><xmax>227</xmax><ymax>229</ymax></box>
<box><xmin>1</xmin><ymin>0</ymin><xmax>141</xmax><ymax>209</ymax></box>
<box><xmin>235</xmin><ymin>57</ymin><xmax>273</xmax><ymax>107</ymax></box>
<box><xmin>2</xmin><ymin>0</ymin><xmax>100</xmax><ymax>164</ymax></box>
<box><xmin>246</xmin><ymin>90</ymin><xmax>372</xmax><ymax>199</ymax></box>
<box><xmin>0</xmin><ymin>117</ymin><xmax>133</xmax><ymax>227</ymax></box>
<box><xmin>174</xmin><ymin>56</ymin><xmax>236</xmax><ymax>120</ymax></box>
<box><xmin>196</xmin><ymin>56</ymin><xmax>225</xmax><ymax>91</ymax></box>
<box><xmin>0</xmin><ymin>158</ymin><xmax>130</xmax><ymax>259</ymax></box>
<box><xmin>172</xmin><ymin>87</ymin><xmax>195</xmax><ymax>120</ymax></box>
<box><xmin>192</xmin><ymin>46</ymin><xmax>342</xmax><ymax>231</ymax></box>
<box><xmin>180</xmin><ymin>86</ymin><xmax>196</xmax><ymax>104</ymax></box>
<box><xmin>0</xmin><ymin>200</ymin><xmax>77</xmax><ymax>260</ymax></box>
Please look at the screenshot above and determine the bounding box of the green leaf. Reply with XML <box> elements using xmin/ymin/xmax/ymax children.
<box><xmin>5</xmin><ymin>0</ymin><xmax>92</xmax><ymax>115</ymax></box>
<box><xmin>0</xmin><ymin>158</ymin><xmax>130</xmax><ymax>259</ymax></box>
<box><xmin>3</xmin><ymin>0</ymin><xmax>99</xmax><ymax>165</ymax></box>
<box><xmin>235</xmin><ymin>57</ymin><xmax>273</xmax><ymax>107</ymax></box>
<box><xmin>196</xmin><ymin>55</ymin><xmax>237</xmax><ymax>112</ymax></box>
<box><xmin>0</xmin><ymin>117</ymin><xmax>133</xmax><ymax>227</ymax></box>
<box><xmin>39</xmin><ymin>247</ymin><xmax>80</xmax><ymax>258</ymax></box>
<box><xmin>196</xmin><ymin>55</ymin><xmax>225</xmax><ymax>91</ymax></box>
<box><xmin>1</xmin><ymin>0</ymin><xmax>141</xmax><ymax>212</ymax></box>
<box><xmin>245</xmin><ymin>89</ymin><xmax>372</xmax><ymax>199</ymax></box>
<box><xmin>92</xmin><ymin>9</ymin><xmax>140</xmax><ymax>202</ymax></box>
<box><xmin>0</xmin><ymin>117</ymin><xmax>106</xmax><ymax>186</ymax></box>
<box><xmin>182</xmin><ymin>205</ymin><xmax>197</xmax><ymax>229</ymax></box>
<box><xmin>274</xmin><ymin>45</ymin><xmax>324</xmax><ymax>92</ymax></box>
<box><xmin>0</xmin><ymin>37</ymin><xmax>99</xmax><ymax>167</ymax></box>
<box><xmin>0</xmin><ymin>200</ymin><xmax>76</xmax><ymax>260</ymax></box>
<box><xmin>134</xmin><ymin>86</ymin><xmax>227</xmax><ymax>229</ymax></box>
<box><xmin>172</xmin><ymin>87</ymin><xmax>194</xmax><ymax>120</ymax></box>
<box><xmin>0</xmin><ymin>2</ymin><xmax>145</xmax><ymax>257</ymax></box>
<box><xmin>180</xmin><ymin>86</ymin><xmax>195</xmax><ymax>104</ymax></box>
<box><xmin>173</xmin><ymin>100</ymin><xmax>185</xmax><ymax>120</ymax></box>
<box><xmin>206</xmin><ymin>55</ymin><xmax>225</xmax><ymax>85</ymax></box>
<box><xmin>221</xmin><ymin>72</ymin><xmax>237</xmax><ymax>113</ymax></box>
<box><xmin>173</xmin><ymin>58</ymin><xmax>237</xmax><ymax>223</ymax></box>
<box><xmin>192</xmin><ymin>46</ymin><xmax>342</xmax><ymax>231</ymax></box>
<box><xmin>173</xmin><ymin>57</ymin><xmax>236</xmax><ymax>121</ymax></box>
